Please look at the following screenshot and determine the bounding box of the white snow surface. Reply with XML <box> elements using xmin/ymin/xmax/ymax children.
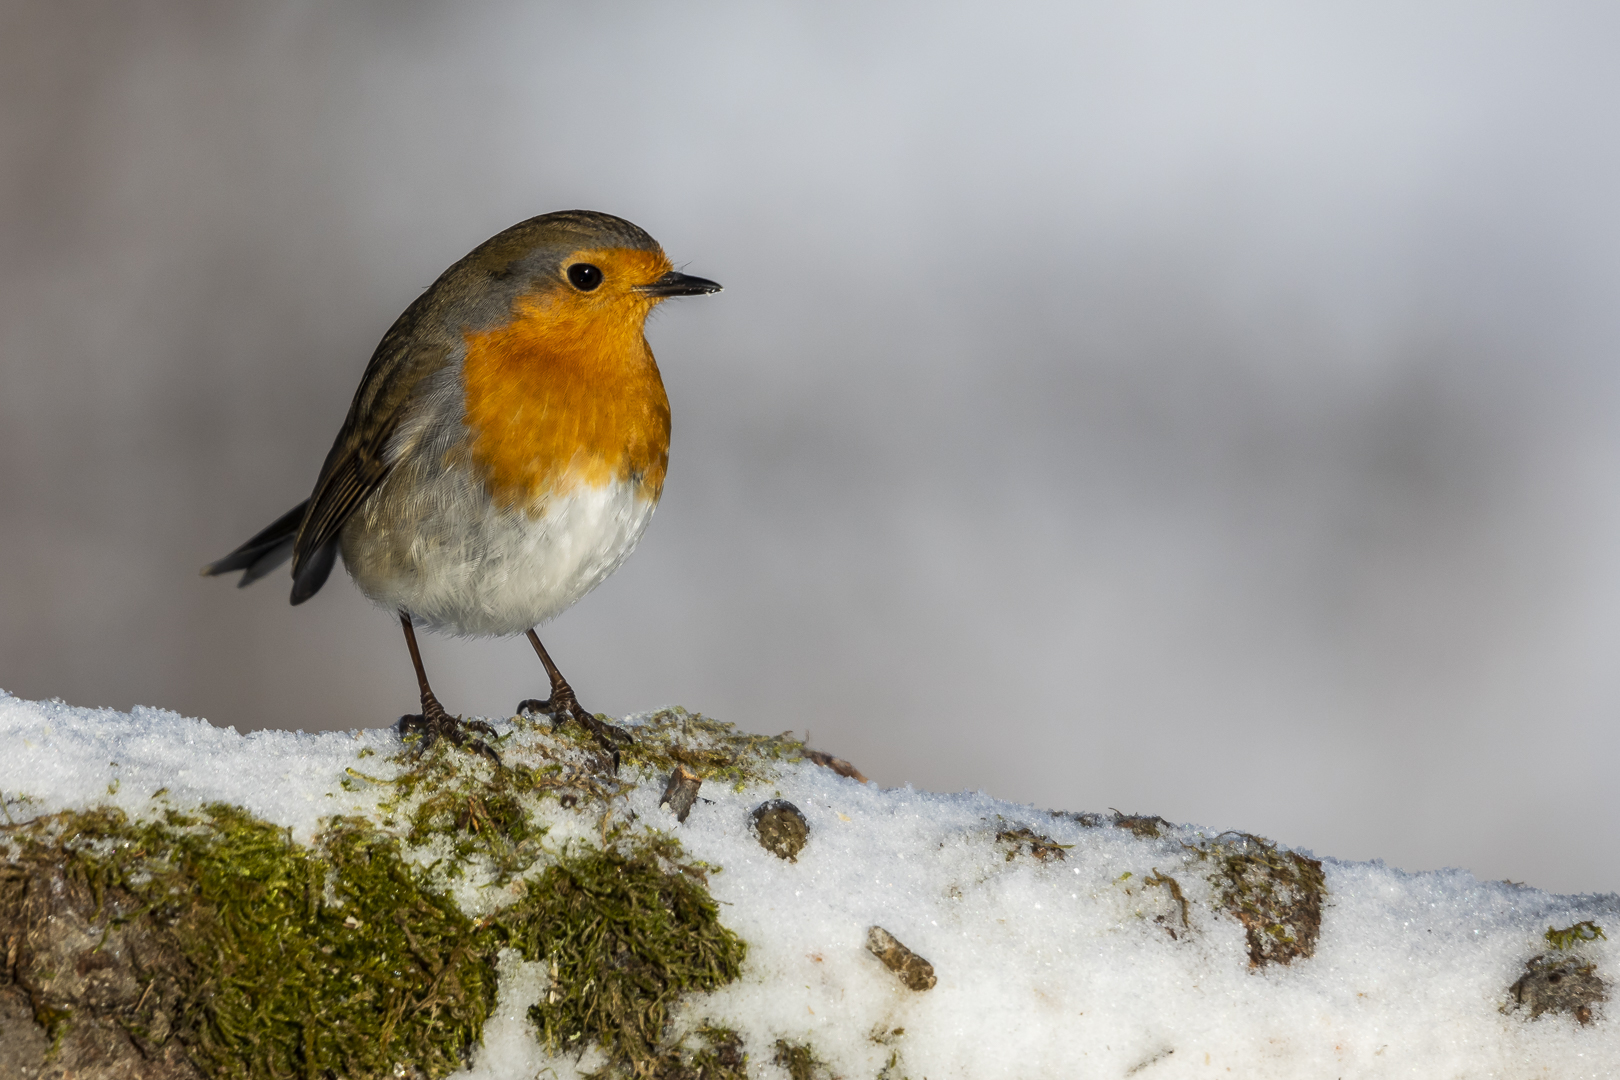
<box><xmin>2</xmin><ymin>689</ymin><xmax>1617</xmax><ymax>1079</ymax></box>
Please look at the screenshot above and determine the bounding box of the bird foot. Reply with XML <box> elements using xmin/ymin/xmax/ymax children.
<box><xmin>517</xmin><ymin>691</ymin><xmax>630</xmax><ymax>771</ymax></box>
<box><xmin>399</xmin><ymin>694</ymin><xmax>501</xmax><ymax>764</ymax></box>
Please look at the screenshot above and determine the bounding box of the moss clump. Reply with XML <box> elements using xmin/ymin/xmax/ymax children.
<box><xmin>663</xmin><ymin>1024</ymin><xmax>748</xmax><ymax>1080</ymax></box>
<box><xmin>351</xmin><ymin>718</ymin><xmax>766</xmax><ymax>1074</ymax></box>
<box><xmin>6</xmin><ymin>714</ymin><xmax>777</xmax><ymax>1079</ymax></box>
<box><xmin>1113</xmin><ymin>812</ymin><xmax>1170</xmax><ymax>840</ymax></box>
<box><xmin>1199</xmin><ymin>832</ymin><xmax>1325</xmax><ymax>968</ymax></box>
<box><xmin>595</xmin><ymin>1024</ymin><xmax>747</xmax><ymax>1080</ymax></box>
<box><xmin>5</xmin><ymin>799</ymin><xmax>750</xmax><ymax>1078</ymax></box>
<box><xmin>350</xmin><ymin>736</ymin><xmax>607</xmax><ymax>887</ymax></box>
<box><xmin>773</xmin><ymin>1038</ymin><xmax>835</xmax><ymax>1080</ymax></box>
<box><xmin>995</xmin><ymin>825</ymin><xmax>1071</xmax><ymax>862</ymax></box>
<box><xmin>2</xmin><ymin>803</ymin><xmax>496</xmax><ymax>1080</ymax></box>
<box><xmin>1546</xmin><ymin>921</ymin><xmax>1606</xmax><ymax>951</ymax></box>
<box><xmin>490</xmin><ymin>833</ymin><xmax>747</xmax><ymax>1068</ymax></box>
<box><xmin>1048</xmin><ymin>810</ymin><xmax>1108</xmax><ymax>828</ymax></box>
<box><xmin>616</xmin><ymin>708</ymin><xmax>805</xmax><ymax>790</ymax></box>
<box><xmin>1143</xmin><ymin>869</ymin><xmax>1191</xmax><ymax>937</ymax></box>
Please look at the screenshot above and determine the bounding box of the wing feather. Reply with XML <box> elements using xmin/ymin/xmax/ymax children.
<box><xmin>288</xmin><ymin>305</ymin><xmax>452</xmax><ymax>604</ymax></box>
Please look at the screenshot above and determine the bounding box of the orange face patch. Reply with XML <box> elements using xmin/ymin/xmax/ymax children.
<box><xmin>461</xmin><ymin>247</ymin><xmax>674</xmax><ymax>509</ymax></box>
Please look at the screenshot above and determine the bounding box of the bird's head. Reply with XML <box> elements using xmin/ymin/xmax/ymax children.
<box><xmin>449</xmin><ymin>211</ymin><xmax>720</xmax><ymax>351</ymax></box>
<box><xmin>450</xmin><ymin>212</ymin><xmax>714</xmax><ymax>502</ymax></box>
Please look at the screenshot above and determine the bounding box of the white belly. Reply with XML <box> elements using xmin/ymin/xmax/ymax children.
<box><xmin>340</xmin><ymin>477</ymin><xmax>658</xmax><ymax>638</ymax></box>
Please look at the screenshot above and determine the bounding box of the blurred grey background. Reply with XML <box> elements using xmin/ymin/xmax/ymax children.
<box><xmin>3</xmin><ymin>2</ymin><xmax>1618</xmax><ymax>893</ymax></box>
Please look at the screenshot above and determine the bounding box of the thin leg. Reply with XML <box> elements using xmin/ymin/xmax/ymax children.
<box><xmin>397</xmin><ymin>611</ymin><xmax>500</xmax><ymax>763</ymax></box>
<box><xmin>400</xmin><ymin>611</ymin><xmax>439</xmax><ymax>706</ymax></box>
<box><xmin>517</xmin><ymin>629</ymin><xmax>630</xmax><ymax>769</ymax></box>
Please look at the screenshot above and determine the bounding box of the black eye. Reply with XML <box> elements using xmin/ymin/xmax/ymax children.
<box><xmin>567</xmin><ymin>263</ymin><xmax>603</xmax><ymax>291</ymax></box>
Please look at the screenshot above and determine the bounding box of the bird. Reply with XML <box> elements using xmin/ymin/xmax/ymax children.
<box><xmin>203</xmin><ymin>210</ymin><xmax>721</xmax><ymax>764</ymax></box>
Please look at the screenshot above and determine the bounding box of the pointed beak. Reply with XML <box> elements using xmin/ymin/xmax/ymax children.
<box><xmin>637</xmin><ymin>270</ymin><xmax>723</xmax><ymax>298</ymax></box>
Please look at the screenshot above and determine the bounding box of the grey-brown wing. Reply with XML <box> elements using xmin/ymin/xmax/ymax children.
<box><xmin>289</xmin><ymin>312</ymin><xmax>450</xmax><ymax>605</ymax></box>
<box><xmin>288</xmin><ymin>432</ymin><xmax>396</xmax><ymax>603</ymax></box>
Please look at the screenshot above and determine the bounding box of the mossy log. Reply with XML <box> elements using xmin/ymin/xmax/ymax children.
<box><xmin>1</xmin><ymin>699</ymin><xmax>1614</xmax><ymax>1079</ymax></box>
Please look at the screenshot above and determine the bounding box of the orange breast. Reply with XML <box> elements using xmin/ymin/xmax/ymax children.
<box><xmin>460</xmin><ymin>263</ymin><xmax>671</xmax><ymax>510</ymax></box>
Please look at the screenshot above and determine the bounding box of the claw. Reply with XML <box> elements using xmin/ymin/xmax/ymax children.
<box><xmin>396</xmin><ymin>611</ymin><xmax>501</xmax><ymax>764</ymax></box>
<box><xmin>520</xmin><ymin>630</ymin><xmax>630</xmax><ymax>772</ymax></box>
<box><xmin>398</xmin><ymin>701</ymin><xmax>502</xmax><ymax>765</ymax></box>
<box><xmin>516</xmin><ymin>695</ymin><xmax>628</xmax><ymax>771</ymax></box>
<box><xmin>398</xmin><ymin>712</ymin><xmax>436</xmax><ymax>757</ymax></box>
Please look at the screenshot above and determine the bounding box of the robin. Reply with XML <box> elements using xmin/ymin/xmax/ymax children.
<box><xmin>203</xmin><ymin>210</ymin><xmax>721</xmax><ymax>764</ymax></box>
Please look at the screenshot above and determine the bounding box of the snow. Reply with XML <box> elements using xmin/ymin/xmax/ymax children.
<box><xmin>3</xmin><ymin>689</ymin><xmax>1617</xmax><ymax>1078</ymax></box>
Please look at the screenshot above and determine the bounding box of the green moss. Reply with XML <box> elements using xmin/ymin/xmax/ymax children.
<box><xmin>399</xmin><ymin>760</ymin><xmax>549</xmax><ymax>885</ymax></box>
<box><xmin>1546</xmin><ymin>921</ymin><xmax>1606</xmax><ymax>951</ymax></box>
<box><xmin>5</xmin><ymin>803</ymin><xmax>496</xmax><ymax>1080</ymax></box>
<box><xmin>490</xmin><ymin>832</ymin><xmax>747</xmax><ymax>1066</ymax></box>
<box><xmin>349</xmin><ymin>721</ymin><xmax>765</xmax><ymax>1074</ymax></box>
<box><xmin>1197</xmin><ymin>832</ymin><xmax>1325</xmax><ymax>968</ymax></box>
<box><xmin>676</xmin><ymin>1025</ymin><xmax>749</xmax><ymax>1080</ymax></box>
<box><xmin>347</xmin><ymin>734</ymin><xmax>613</xmax><ymax>888</ymax></box>
<box><xmin>773</xmin><ymin>1038</ymin><xmax>835</xmax><ymax>1080</ymax></box>
<box><xmin>585</xmin><ymin>1024</ymin><xmax>748</xmax><ymax>1080</ymax></box>
<box><xmin>4</xmin><ymin>714</ymin><xmax>778</xmax><ymax>1079</ymax></box>
<box><xmin>614</xmin><ymin>707</ymin><xmax>806</xmax><ymax>789</ymax></box>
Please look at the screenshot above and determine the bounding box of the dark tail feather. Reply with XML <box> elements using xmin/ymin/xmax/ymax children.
<box><xmin>290</xmin><ymin>539</ymin><xmax>338</xmax><ymax>605</ymax></box>
<box><xmin>201</xmin><ymin>501</ymin><xmax>308</xmax><ymax>587</ymax></box>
